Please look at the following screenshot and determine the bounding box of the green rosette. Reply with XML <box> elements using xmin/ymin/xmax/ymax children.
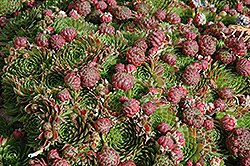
<box><xmin>42</xmin><ymin>71</ymin><xmax>65</xmax><ymax>90</ymax></box>
<box><xmin>24</xmin><ymin>95</ymin><xmax>61</xmax><ymax>148</ymax></box>
<box><xmin>106</xmin><ymin>119</ymin><xmax>143</xmax><ymax>161</ymax></box>
<box><xmin>135</xmin><ymin>64</ymin><xmax>153</xmax><ymax>84</ymax></box>
<box><xmin>55</xmin><ymin>37</ymin><xmax>88</xmax><ymax>72</ymax></box>
<box><xmin>2</xmin><ymin>75</ymin><xmax>20</xmax><ymax>115</ymax></box>
<box><xmin>149</xmin><ymin>104</ymin><xmax>177</xmax><ymax>131</ymax></box>
<box><xmin>103</xmin><ymin>90</ymin><xmax>127</xmax><ymax>117</ymax></box>
<box><xmin>77</xmin><ymin>89</ymin><xmax>102</xmax><ymax>121</ymax></box>
<box><xmin>131</xmin><ymin>81</ymin><xmax>148</xmax><ymax>100</ymax></box>
<box><xmin>73</xmin><ymin>145</ymin><xmax>97</xmax><ymax>166</ymax></box>
<box><xmin>58</xmin><ymin>107</ymin><xmax>91</xmax><ymax>145</ymax></box>
<box><xmin>205</xmin><ymin>121</ymin><xmax>228</xmax><ymax>154</ymax></box>
<box><xmin>206</xmin><ymin>62</ymin><xmax>248</xmax><ymax>96</ymax></box>
<box><xmin>0</xmin><ymin>118</ymin><xmax>13</xmax><ymax>137</ymax></box>
<box><xmin>0</xmin><ymin>0</ymin><xmax>23</xmax><ymax>16</ymax></box>
<box><xmin>177</xmin><ymin>126</ymin><xmax>200</xmax><ymax>164</ymax></box>
<box><xmin>156</xmin><ymin>153</ymin><xmax>175</xmax><ymax>166</ymax></box>
<box><xmin>23</xmin><ymin>114</ymin><xmax>43</xmax><ymax>148</ymax></box>
<box><xmin>13</xmin><ymin>76</ymin><xmax>43</xmax><ymax>104</ymax></box>
<box><xmin>3</xmin><ymin>48</ymin><xmax>52</xmax><ymax>79</ymax></box>
<box><xmin>132</xmin><ymin>143</ymin><xmax>160</xmax><ymax>166</ymax></box>
<box><xmin>0</xmin><ymin>137</ymin><xmax>31</xmax><ymax>166</ymax></box>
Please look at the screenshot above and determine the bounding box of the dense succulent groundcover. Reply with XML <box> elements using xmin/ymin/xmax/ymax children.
<box><xmin>0</xmin><ymin>0</ymin><xmax>250</xmax><ymax>165</ymax></box>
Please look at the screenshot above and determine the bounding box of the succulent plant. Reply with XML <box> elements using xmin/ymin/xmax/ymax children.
<box><xmin>154</xmin><ymin>9</ymin><xmax>166</xmax><ymax>21</ymax></box>
<box><xmin>126</xmin><ymin>47</ymin><xmax>146</xmax><ymax>66</ymax></box>
<box><xmin>0</xmin><ymin>0</ymin><xmax>23</xmax><ymax>16</ymax></box>
<box><xmin>112</xmin><ymin>72</ymin><xmax>134</xmax><ymax>91</ymax></box>
<box><xmin>113</xmin><ymin>6</ymin><xmax>132</xmax><ymax>21</ymax></box>
<box><xmin>50</xmin><ymin>34</ymin><xmax>66</xmax><ymax>50</ymax></box>
<box><xmin>60</xmin><ymin>27</ymin><xmax>78</xmax><ymax>41</ymax></box>
<box><xmin>182</xmin><ymin>40</ymin><xmax>199</xmax><ymax>57</ymax></box>
<box><xmin>182</xmin><ymin>107</ymin><xmax>204</xmax><ymax>128</ymax></box>
<box><xmin>80</xmin><ymin>66</ymin><xmax>100</xmax><ymax>88</ymax></box>
<box><xmin>74</xmin><ymin>0</ymin><xmax>91</xmax><ymax>17</ymax></box>
<box><xmin>13</xmin><ymin>37</ymin><xmax>28</xmax><ymax>48</ymax></box>
<box><xmin>199</xmin><ymin>35</ymin><xmax>217</xmax><ymax>57</ymax></box>
<box><xmin>226</xmin><ymin>127</ymin><xmax>250</xmax><ymax>158</ymax></box>
<box><xmin>166</xmin><ymin>12</ymin><xmax>181</xmax><ymax>26</ymax></box>
<box><xmin>97</xmin><ymin>146</ymin><xmax>120</xmax><ymax>166</ymax></box>
<box><xmin>34</xmin><ymin>33</ymin><xmax>50</xmax><ymax>48</ymax></box>
<box><xmin>236</xmin><ymin>58</ymin><xmax>250</xmax><ymax>77</ymax></box>
<box><xmin>147</xmin><ymin>29</ymin><xmax>166</xmax><ymax>47</ymax></box>
<box><xmin>134</xmin><ymin>2</ymin><xmax>150</xmax><ymax>16</ymax></box>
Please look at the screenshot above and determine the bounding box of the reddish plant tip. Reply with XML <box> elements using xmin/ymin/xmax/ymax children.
<box><xmin>50</xmin><ymin>34</ymin><xmax>65</xmax><ymax>50</ymax></box>
<box><xmin>12</xmin><ymin>129</ymin><xmax>26</xmax><ymax>140</ymax></box>
<box><xmin>60</xmin><ymin>27</ymin><xmax>78</xmax><ymax>41</ymax></box>
<box><xmin>122</xmin><ymin>99</ymin><xmax>140</xmax><ymax>117</ymax></box>
<box><xmin>95</xmin><ymin>117</ymin><xmax>112</xmax><ymax>134</ymax></box>
<box><xmin>142</xmin><ymin>101</ymin><xmax>156</xmax><ymax>116</ymax></box>
<box><xmin>156</xmin><ymin>121</ymin><xmax>171</xmax><ymax>135</ymax></box>
<box><xmin>13</xmin><ymin>37</ymin><xmax>28</xmax><ymax>48</ymax></box>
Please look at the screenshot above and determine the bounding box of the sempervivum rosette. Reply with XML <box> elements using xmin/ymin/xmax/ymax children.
<box><xmin>162</xmin><ymin>52</ymin><xmax>177</xmax><ymax>66</ymax></box>
<box><xmin>3</xmin><ymin>76</ymin><xmax>41</xmax><ymax>113</ymax></box>
<box><xmin>34</xmin><ymin>33</ymin><xmax>49</xmax><ymax>48</ymax></box>
<box><xmin>175</xmin><ymin>126</ymin><xmax>199</xmax><ymax>163</ymax></box>
<box><xmin>147</xmin><ymin>29</ymin><xmax>166</xmax><ymax>48</ymax></box>
<box><xmin>215</xmin><ymin>49</ymin><xmax>236</xmax><ymax>64</ymax></box>
<box><xmin>122</xmin><ymin>98</ymin><xmax>140</xmax><ymax>117</ymax></box>
<box><xmin>43</xmin><ymin>71</ymin><xmax>65</xmax><ymax>90</ymax></box>
<box><xmin>77</xmin><ymin>88</ymin><xmax>102</xmax><ymax>121</ymax></box>
<box><xmin>0</xmin><ymin>0</ymin><xmax>23</xmax><ymax>16</ymax></box>
<box><xmin>112</xmin><ymin>71</ymin><xmax>134</xmax><ymax>91</ymax></box>
<box><xmin>58</xmin><ymin>106</ymin><xmax>91</xmax><ymax>145</ymax></box>
<box><xmin>182</xmin><ymin>40</ymin><xmax>199</xmax><ymax>57</ymax></box>
<box><xmin>61</xmin><ymin>144</ymin><xmax>98</xmax><ymax>166</ymax></box>
<box><xmin>218</xmin><ymin>87</ymin><xmax>234</xmax><ymax>100</ymax></box>
<box><xmin>154</xmin><ymin>9</ymin><xmax>166</xmax><ymax>21</ymax></box>
<box><xmin>134</xmin><ymin>2</ymin><xmax>150</xmax><ymax>16</ymax></box>
<box><xmin>236</xmin><ymin>58</ymin><xmax>250</xmax><ymax>77</ymax></box>
<box><xmin>126</xmin><ymin>47</ymin><xmax>146</xmax><ymax>66</ymax></box>
<box><xmin>3</xmin><ymin>47</ymin><xmax>52</xmax><ymax>79</ymax></box>
<box><xmin>64</xmin><ymin>71</ymin><xmax>82</xmax><ymax>91</ymax></box>
<box><xmin>183</xmin><ymin>66</ymin><xmax>200</xmax><ymax>86</ymax></box>
<box><xmin>0</xmin><ymin>136</ymin><xmax>31</xmax><ymax>166</ymax></box>
<box><xmin>24</xmin><ymin>95</ymin><xmax>61</xmax><ymax>148</ymax></box>
<box><xmin>220</xmin><ymin>115</ymin><xmax>236</xmax><ymax>131</ymax></box>
<box><xmin>182</xmin><ymin>107</ymin><xmax>204</xmax><ymax>128</ymax></box>
<box><xmin>166</xmin><ymin>12</ymin><xmax>181</xmax><ymax>26</ymax></box>
<box><xmin>94</xmin><ymin>117</ymin><xmax>111</xmax><ymax>134</ymax></box>
<box><xmin>107</xmin><ymin>120</ymin><xmax>143</xmax><ymax>161</ymax></box>
<box><xmin>133</xmin><ymin>143</ymin><xmax>159</xmax><ymax>165</ymax></box>
<box><xmin>60</xmin><ymin>27</ymin><xmax>78</xmax><ymax>41</ymax></box>
<box><xmin>133</xmin><ymin>38</ymin><xmax>148</xmax><ymax>51</ymax></box>
<box><xmin>80</xmin><ymin>66</ymin><xmax>100</xmax><ymax>88</ymax></box>
<box><xmin>113</xmin><ymin>6</ymin><xmax>132</xmax><ymax>21</ymax></box>
<box><xmin>13</xmin><ymin>37</ymin><xmax>28</xmax><ymax>48</ymax></box>
<box><xmin>97</xmin><ymin>146</ymin><xmax>120</xmax><ymax>166</ymax></box>
<box><xmin>226</xmin><ymin>127</ymin><xmax>250</xmax><ymax>158</ymax></box>
<box><xmin>168</xmin><ymin>86</ymin><xmax>187</xmax><ymax>104</ymax></box>
<box><xmin>199</xmin><ymin>35</ymin><xmax>217</xmax><ymax>57</ymax></box>
<box><xmin>50</xmin><ymin>35</ymin><xmax>66</xmax><ymax>50</ymax></box>
<box><xmin>74</xmin><ymin>0</ymin><xmax>91</xmax><ymax>17</ymax></box>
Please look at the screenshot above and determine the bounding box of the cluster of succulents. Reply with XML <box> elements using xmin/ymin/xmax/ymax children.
<box><xmin>0</xmin><ymin>0</ymin><xmax>249</xmax><ymax>165</ymax></box>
